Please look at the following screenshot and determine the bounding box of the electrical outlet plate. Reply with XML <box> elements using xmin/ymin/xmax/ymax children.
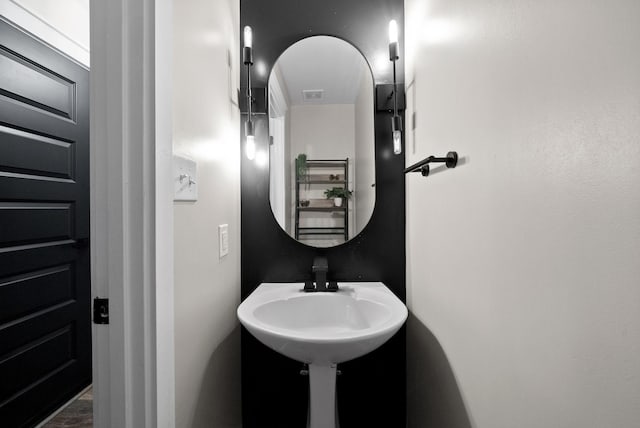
<box><xmin>173</xmin><ymin>155</ymin><xmax>197</xmax><ymax>201</ymax></box>
<box><xmin>219</xmin><ymin>224</ymin><xmax>229</xmax><ymax>258</ymax></box>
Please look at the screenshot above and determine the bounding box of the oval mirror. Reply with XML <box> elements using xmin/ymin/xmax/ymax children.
<box><xmin>268</xmin><ymin>36</ymin><xmax>375</xmax><ymax>248</ymax></box>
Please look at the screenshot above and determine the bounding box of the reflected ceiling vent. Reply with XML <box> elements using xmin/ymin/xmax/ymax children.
<box><xmin>302</xmin><ymin>89</ymin><xmax>324</xmax><ymax>102</ymax></box>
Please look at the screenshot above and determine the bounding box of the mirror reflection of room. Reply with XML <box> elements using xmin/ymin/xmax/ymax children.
<box><xmin>268</xmin><ymin>36</ymin><xmax>375</xmax><ymax>247</ymax></box>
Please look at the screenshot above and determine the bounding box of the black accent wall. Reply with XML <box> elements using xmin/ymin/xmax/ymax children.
<box><xmin>240</xmin><ymin>1</ymin><xmax>405</xmax><ymax>426</ymax></box>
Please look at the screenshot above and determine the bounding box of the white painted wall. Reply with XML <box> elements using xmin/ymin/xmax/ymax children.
<box><xmin>0</xmin><ymin>0</ymin><xmax>90</xmax><ymax>66</ymax></box>
<box><xmin>284</xmin><ymin>107</ymin><xmax>292</xmax><ymax>234</ymax></box>
<box><xmin>405</xmin><ymin>1</ymin><xmax>640</xmax><ymax>427</ymax></box>
<box><xmin>290</xmin><ymin>104</ymin><xmax>355</xmax><ymax>246</ymax></box>
<box><xmin>268</xmin><ymin>65</ymin><xmax>291</xmax><ymax>234</ymax></box>
<box><xmin>290</xmin><ymin>104</ymin><xmax>355</xmax><ymax>167</ymax></box>
<box><xmin>353</xmin><ymin>67</ymin><xmax>375</xmax><ymax>235</ymax></box>
<box><xmin>172</xmin><ymin>0</ymin><xmax>241</xmax><ymax>426</ymax></box>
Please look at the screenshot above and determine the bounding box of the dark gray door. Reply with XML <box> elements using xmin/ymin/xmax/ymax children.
<box><xmin>0</xmin><ymin>19</ymin><xmax>91</xmax><ymax>427</ymax></box>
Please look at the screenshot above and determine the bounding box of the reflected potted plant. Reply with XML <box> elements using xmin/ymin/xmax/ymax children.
<box><xmin>296</xmin><ymin>153</ymin><xmax>309</xmax><ymax>190</ymax></box>
<box><xmin>324</xmin><ymin>187</ymin><xmax>352</xmax><ymax>207</ymax></box>
<box><xmin>296</xmin><ymin>153</ymin><xmax>308</xmax><ymax>180</ymax></box>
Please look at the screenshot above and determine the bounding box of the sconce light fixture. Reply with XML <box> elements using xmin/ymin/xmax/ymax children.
<box><xmin>388</xmin><ymin>19</ymin><xmax>402</xmax><ymax>155</ymax></box>
<box><xmin>243</xmin><ymin>25</ymin><xmax>256</xmax><ymax>160</ymax></box>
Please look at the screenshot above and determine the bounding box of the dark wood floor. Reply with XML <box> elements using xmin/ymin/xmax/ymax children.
<box><xmin>42</xmin><ymin>388</ymin><xmax>92</xmax><ymax>427</ymax></box>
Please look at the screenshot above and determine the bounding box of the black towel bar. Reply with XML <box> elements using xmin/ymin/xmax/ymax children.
<box><xmin>404</xmin><ymin>151</ymin><xmax>458</xmax><ymax>176</ymax></box>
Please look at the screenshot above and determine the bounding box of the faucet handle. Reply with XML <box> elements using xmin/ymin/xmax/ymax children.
<box><xmin>327</xmin><ymin>281</ymin><xmax>339</xmax><ymax>292</ymax></box>
<box><xmin>303</xmin><ymin>280</ymin><xmax>315</xmax><ymax>292</ymax></box>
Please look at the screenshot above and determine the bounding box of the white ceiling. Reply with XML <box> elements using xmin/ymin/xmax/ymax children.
<box><xmin>273</xmin><ymin>36</ymin><xmax>372</xmax><ymax>106</ymax></box>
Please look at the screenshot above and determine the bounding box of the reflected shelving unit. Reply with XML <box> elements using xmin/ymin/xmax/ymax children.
<box><xmin>295</xmin><ymin>158</ymin><xmax>349</xmax><ymax>243</ymax></box>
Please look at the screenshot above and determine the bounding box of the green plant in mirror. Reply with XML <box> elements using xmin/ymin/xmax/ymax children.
<box><xmin>296</xmin><ymin>153</ymin><xmax>307</xmax><ymax>174</ymax></box>
<box><xmin>296</xmin><ymin>153</ymin><xmax>309</xmax><ymax>189</ymax></box>
<box><xmin>324</xmin><ymin>187</ymin><xmax>352</xmax><ymax>199</ymax></box>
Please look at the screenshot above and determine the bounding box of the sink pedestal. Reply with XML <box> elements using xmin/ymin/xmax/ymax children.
<box><xmin>237</xmin><ymin>282</ymin><xmax>408</xmax><ymax>428</ymax></box>
<box><xmin>308</xmin><ymin>364</ymin><xmax>338</xmax><ymax>428</ymax></box>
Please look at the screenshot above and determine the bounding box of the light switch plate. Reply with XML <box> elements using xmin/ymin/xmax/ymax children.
<box><xmin>173</xmin><ymin>155</ymin><xmax>197</xmax><ymax>201</ymax></box>
<box><xmin>219</xmin><ymin>224</ymin><xmax>229</xmax><ymax>258</ymax></box>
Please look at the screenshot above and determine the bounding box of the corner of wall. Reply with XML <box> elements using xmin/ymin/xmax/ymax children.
<box><xmin>404</xmin><ymin>1</ymin><xmax>640</xmax><ymax>427</ymax></box>
<box><xmin>172</xmin><ymin>0</ymin><xmax>242</xmax><ymax>426</ymax></box>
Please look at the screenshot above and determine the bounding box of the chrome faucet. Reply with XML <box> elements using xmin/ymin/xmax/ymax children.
<box><xmin>304</xmin><ymin>256</ymin><xmax>338</xmax><ymax>292</ymax></box>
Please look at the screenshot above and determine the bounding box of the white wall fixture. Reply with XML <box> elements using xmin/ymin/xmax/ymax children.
<box><xmin>388</xmin><ymin>19</ymin><xmax>402</xmax><ymax>154</ymax></box>
<box><xmin>173</xmin><ymin>155</ymin><xmax>198</xmax><ymax>201</ymax></box>
<box><xmin>238</xmin><ymin>281</ymin><xmax>407</xmax><ymax>428</ymax></box>
<box><xmin>243</xmin><ymin>25</ymin><xmax>256</xmax><ymax>160</ymax></box>
<box><xmin>219</xmin><ymin>224</ymin><xmax>229</xmax><ymax>258</ymax></box>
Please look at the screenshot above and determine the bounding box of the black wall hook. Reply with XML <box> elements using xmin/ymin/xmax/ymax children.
<box><xmin>404</xmin><ymin>151</ymin><xmax>458</xmax><ymax>176</ymax></box>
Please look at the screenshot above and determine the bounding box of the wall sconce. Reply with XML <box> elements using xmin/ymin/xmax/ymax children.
<box><xmin>388</xmin><ymin>19</ymin><xmax>402</xmax><ymax>155</ymax></box>
<box><xmin>243</xmin><ymin>25</ymin><xmax>256</xmax><ymax>160</ymax></box>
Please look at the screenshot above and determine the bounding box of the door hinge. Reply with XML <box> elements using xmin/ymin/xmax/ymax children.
<box><xmin>93</xmin><ymin>297</ymin><xmax>109</xmax><ymax>324</ymax></box>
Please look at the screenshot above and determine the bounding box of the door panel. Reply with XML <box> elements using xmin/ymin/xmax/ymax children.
<box><xmin>0</xmin><ymin>202</ymin><xmax>75</xmax><ymax>246</ymax></box>
<box><xmin>0</xmin><ymin>19</ymin><xmax>90</xmax><ymax>428</ymax></box>
<box><xmin>0</xmin><ymin>264</ymin><xmax>74</xmax><ymax>324</ymax></box>
<box><xmin>0</xmin><ymin>125</ymin><xmax>75</xmax><ymax>180</ymax></box>
<box><xmin>0</xmin><ymin>35</ymin><xmax>76</xmax><ymax>120</ymax></box>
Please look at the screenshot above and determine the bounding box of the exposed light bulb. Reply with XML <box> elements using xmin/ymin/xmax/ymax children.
<box><xmin>393</xmin><ymin>130</ymin><xmax>402</xmax><ymax>155</ymax></box>
<box><xmin>391</xmin><ymin>115</ymin><xmax>403</xmax><ymax>155</ymax></box>
<box><xmin>244</xmin><ymin>26</ymin><xmax>253</xmax><ymax>48</ymax></box>
<box><xmin>389</xmin><ymin>19</ymin><xmax>401</xmax><ymax>154</ymax></box>
<box><xmin>246</xmin><ymin>135</ymin><xmax>256</xmax><ymax>160</ymax></box>
<box><xmin>388</xmin><ymin>20</ymin><xmax>398</xmax><ymax>44</ymax></box>
<box><xmin>243</xmin><ymin>25</ymin><xmax>254</xmax><ymax>161</ymax></box>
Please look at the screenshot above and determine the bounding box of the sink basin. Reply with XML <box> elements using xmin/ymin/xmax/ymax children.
<box><xmin>237</xmin><ymin>282</ymin><xmax>407</xmax><ymax>364</ymax></box>
<box><xmin>238</xmin><ymin>282</ymin><xmax>407</xmax><ymax>428</ymax></box>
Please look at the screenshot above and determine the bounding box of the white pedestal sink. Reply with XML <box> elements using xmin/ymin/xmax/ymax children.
<box><xmin>237</xmin><ymin>282</ymin><xmax>408</xmax><ymax>428</ymax></box>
